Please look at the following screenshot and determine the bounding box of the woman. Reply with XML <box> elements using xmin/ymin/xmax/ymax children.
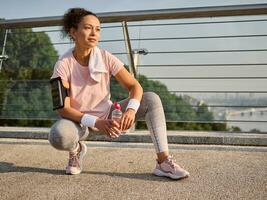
<box><xmin>49</xmin><ymin>8</ymin><xmax>189</xmax><ymax>180</ymax></box>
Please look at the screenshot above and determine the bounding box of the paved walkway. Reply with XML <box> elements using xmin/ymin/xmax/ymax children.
<box><xmin>0</xmin><ymin>138</ymin><xmax>266</xmax><ymax>200</ymax></box>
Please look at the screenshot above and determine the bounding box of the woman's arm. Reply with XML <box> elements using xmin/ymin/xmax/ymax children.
<box><xmin>57</xmin><ymin>80</ymin><xmax>84</xmax><ymax>122</ymax></box>
<box><xmin>114</xmin><ymin>67</ymin><xmax>143</xmax><ymax>101</ymax></box>
<box><xmin>114</xmin><ymin>67</ymin><xmax>143</xmax><ymax>130</ymax></box>
<box><xmin>57</xmin><ymin>80</ymin><xmax>120</xmax><ymax>138</ymax></box>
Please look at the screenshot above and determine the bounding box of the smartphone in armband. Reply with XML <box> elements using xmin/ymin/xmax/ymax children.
<box><xmin>49</xmin><ymin>77</ymin><xmax>69</xmax><ymax>110</ymax></box>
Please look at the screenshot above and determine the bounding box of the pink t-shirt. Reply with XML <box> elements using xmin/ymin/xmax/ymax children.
<box><xmin>51</xmin><ymin>48</ymin><xmax>123</xmax><ymax>119</ymax></box>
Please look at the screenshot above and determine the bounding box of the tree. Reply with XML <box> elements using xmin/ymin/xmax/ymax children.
<box><xmin>0</xmin><ymin>27</ymin><xmax>58</xmax><ymax>124</ymax></box>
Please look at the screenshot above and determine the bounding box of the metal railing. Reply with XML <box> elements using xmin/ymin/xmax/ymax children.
<box><xmin>1</xmin><ymin>4</ymin><xmax>267</xmax><ymax>28</ymax></box>
<box><xmin>0</xmin><ymin>4</ymin><xmax>267</xmax><ymax>132</ymax></box>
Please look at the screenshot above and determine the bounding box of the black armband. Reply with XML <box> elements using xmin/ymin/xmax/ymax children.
<box><xmin>49</xmin><ymin>77</ymin><xmax>69</xmax><ymax>110</ymax></box>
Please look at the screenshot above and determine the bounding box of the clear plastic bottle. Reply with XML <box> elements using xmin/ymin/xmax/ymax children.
<box><xmin>111</xmin><ymin>102</ymin><xmax>122</xmax><ymax>123</ymax></box>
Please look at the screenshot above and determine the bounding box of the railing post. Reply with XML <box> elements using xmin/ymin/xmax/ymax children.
<box><xmin>122</xmin><ymin>21</ymin><xmax>137</xmax><ymax>133</ymax></box>
<box><xmin>0</xmin><ymin>29</ymin><xmax>9</xmax><ymax>71</ymax></box>
<box><xmin>122</xmin><ymin>21</ymin><xmax>137</xmax><ymax>77</ymax></box>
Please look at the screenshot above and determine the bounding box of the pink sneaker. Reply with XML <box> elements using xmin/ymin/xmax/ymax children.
<box><xmin>153</xmin><ymin>155</ymin><xmax>189</xmax><ymax>180</ymax></box>
<box><xmin>66</xmin><ymin>142</ymin><xmax>87</xmax><ymax>175</ymax></box>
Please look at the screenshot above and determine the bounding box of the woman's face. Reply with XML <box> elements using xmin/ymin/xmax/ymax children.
<box><xmin>71</xmin><ymin>15</ymin><xmax>101</xmax><ymax>49</ymax></box>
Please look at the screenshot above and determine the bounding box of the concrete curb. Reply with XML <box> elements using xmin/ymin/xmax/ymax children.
<box><xmin>88</xmin><ymin>133</ymin><xmax>267</xmax><ymax>146</ymax></box>
<box><xmin>0</xmin><ymin>127</ymin><xmax>266</xmax><ymax>146</ymax></box>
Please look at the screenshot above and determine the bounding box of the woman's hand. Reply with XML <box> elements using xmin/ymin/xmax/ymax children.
<box><xmin>120</xmin><ymin>109</ymin><xmax>136</xmax><ymax>131</ymax></box>
<box><xmin>95</xmin><ymin>119</ymin><xmax>121</xmax><ymax>139</ymax></box>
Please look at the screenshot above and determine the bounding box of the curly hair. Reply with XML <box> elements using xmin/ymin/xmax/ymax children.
<box><xmin>62</xmin><ymin>8</ymin><xmax>98</xmax><ymax>40</ymax></box>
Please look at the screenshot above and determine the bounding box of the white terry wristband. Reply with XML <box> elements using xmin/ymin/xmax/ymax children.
<box><xmin>81</xmin><ymin>114</ymin><xmax>97</xmax><ymax>128</ymax></box>
<box><xmin>126</xmin><ymin>99</ymin><xmax>140</xmax><ymax>112</ymax></box>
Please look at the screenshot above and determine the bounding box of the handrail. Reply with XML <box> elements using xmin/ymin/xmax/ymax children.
<box><xmin>0</xmin><ymin>4</ymin><xmax>267</xmax><ymax>28</ymax></box>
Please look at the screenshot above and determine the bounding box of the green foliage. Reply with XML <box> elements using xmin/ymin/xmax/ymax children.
<box><xmin>196</xmin><ymin>103</ymin><xmax>213</xmax><ymax>122</ymax></box>
<box><xmin>249</xmin><ymin>128</ymin><xmax>261</xmax><ymax>133</ymax></box>
<box><xmin>138</xmin><ymin>74</ymin><xmax>197</xmax><ymax>122</ymax></box>
<box><xmin>0</xmin><ymin>28</ymin><xmax>58</xmax><ymax>126</ymax></box>
<box><xmin>211</xmin><ymin>123</ymin><xmax>228</xmax><ymax>131</ymax></box>
<box><xmin>230</xmin><ymin>126</ymin><xmax>242</xmax><ymax>132</ymax></box>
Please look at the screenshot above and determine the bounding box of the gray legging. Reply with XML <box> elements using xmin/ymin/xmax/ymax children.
<box><xmin>49</xmin><ymin>92</ymin><xmax>169</xmax><ymax>153</ymax></box>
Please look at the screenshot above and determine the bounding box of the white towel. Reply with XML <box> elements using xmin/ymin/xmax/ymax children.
<box><xmin>61</xmin><ymin>46</ymin><xmax>107</xmax><ymax>82</ymax></box>
<box><xmin>88</xmin><ymin>46</ymin><xmax>107</xmax><ymax>82</ymax></box>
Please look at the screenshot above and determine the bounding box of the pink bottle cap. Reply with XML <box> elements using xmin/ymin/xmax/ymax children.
<box><xmin>114</xmin><ymin>102</ymin><xmax>121</xmax><ymax>110</ymax></box>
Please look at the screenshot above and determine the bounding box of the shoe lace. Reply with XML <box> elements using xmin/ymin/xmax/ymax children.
<box><xmin>166</xmin><ymin>155</ymin><xmax>176</xmax><ymax>168</ymax></box>
<box><xmin>68</xmin><ymin>151</ymin><xmax>80</xmax><ymax>168</ymax></box>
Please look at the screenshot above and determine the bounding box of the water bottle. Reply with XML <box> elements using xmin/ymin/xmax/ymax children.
<box><xmin>111</xmin><ymin>102</ymin><xmax>122</xmax><ymax>123</ymax></box>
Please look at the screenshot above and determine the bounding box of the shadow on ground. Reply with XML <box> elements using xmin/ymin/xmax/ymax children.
<box><xmin>0</xmin><ymin>162</ymin><xmax>175</xmax><ymax>182</ymax></box>
<box><xmin>0</xmin><ymin>162</ymin><xmax>64</xmax><ymax>175</ymax></box>
<box><xmin>84</xmin><ymin>171</ymin><xmax>177</xmax><ymax>182</ymax></box>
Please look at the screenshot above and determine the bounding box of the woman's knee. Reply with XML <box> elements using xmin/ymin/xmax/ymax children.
<box><xmin>48</xmin><ymin>119</ymin><xmax>80</xmax><ymax>151</ymax></box>
<box><xmin>143</xmin><ymin>92</ymin><xmax>161</xmax><ymax>105</ymax></box>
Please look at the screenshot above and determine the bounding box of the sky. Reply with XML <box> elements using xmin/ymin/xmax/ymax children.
<box><xmin>0</xmin><ymin>0</ymin><xmax>267</xmax><ymax>94</ymax></box>
<box><xmin>1</xmin><ymin>0</ymin><xmax>267</xmax><ymax>19</ymax></box>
